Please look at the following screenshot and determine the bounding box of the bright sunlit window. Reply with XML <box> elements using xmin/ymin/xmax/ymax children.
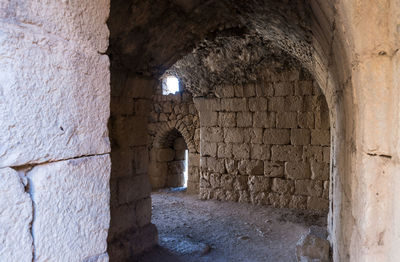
<box><xmin>162</xmin><ymin>76</ymin><xmax>180</xmax><ymax>95</ymax></box>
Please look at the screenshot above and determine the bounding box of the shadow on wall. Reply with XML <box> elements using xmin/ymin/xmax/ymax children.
<box><xmin>149</xmin><ymin>129</ymin><xmax>188</xmax><ymax>189</ymax></box>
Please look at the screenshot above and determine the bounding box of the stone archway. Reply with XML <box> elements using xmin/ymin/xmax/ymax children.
<box><xmin>150</xmin><ymin>120</ymin><xmax>200</xmax><ymax>193</ymax></box>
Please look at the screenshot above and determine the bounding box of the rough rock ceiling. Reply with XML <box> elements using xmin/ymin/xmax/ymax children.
<box><xmin>108</xmin><ymin>0</ymin><xmax>313</xmax><ymax>77</ymax></box>
<box><xmin>166</xmin><ymin>33</ymin><xmax>303</xmax><ymax>96</ymax></box>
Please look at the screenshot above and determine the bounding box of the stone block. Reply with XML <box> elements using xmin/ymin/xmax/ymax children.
<box><xmin>310</xmin><ymin>161</ymin><xmax>330</xmax><ymax>180</ymax></box>
<box><xmin>238</xmin><ymin>160</ymin><xmax>264</xmax><ymax>175</ymax></box>
<box><xmin>201</xmin><ymin>127</ymin><xmax>224</xmax><ymax>142</ymax></box>
<box><xmin>201</xmin><ymin>142</ymin><xmax>217</xmax><ymax>157</ymax></box>
<box><xmin>194</xmin><ymin>98</ymin><xmax>220</xmax><ymax>112</ymax></box>
<box><xmin>264</xmin><ymin>129</ymin><xmax>290</xmax><ymax>145</ymax></box>
<box><xmin>113</xmin><ymin>116</ymin><xmax>147</xmax><ymax>148</ymax></box>
<box><xmin>302</xmin><ymin>146</ymin><xmax>323</xmax><ymax>162</ymax></box>
<box><xmin>248</xmin><ymin>97</ymin><xmax>268</xmax><ymax>112</ymax></box>
<box><xmin>248</xmin><ymin>176</ymin><xmax>271</xmax><ymax>193</ymax></box>
<box><xmin>268</xmin><ymin>97</ymin><xmax>285</xmax><ymax>111</ymax></box>
<box><xmin>220</xmin><ymin>174</ymin><xmax>235</xmax><ymax>191</ymax></box>
<box><xmin>111</xmin><ymin>149</ymin><xmax>134</xmax><ymax>178</ymax></box>
<box><xmin>285</xmin><ymin>162</ymin><xmax>311</xmax><ymax>180</ymax></box>
<box><xmin>289</xmin><ymin>195</ymin><xmax>307</xmax><ymax>209</ymax></box>
<box><xmin>148</xmin><ymin>162</ymin><xmax>168</xmax><ymax>189</ymax></box>
<box><xmin>276</xmin><ymin>112</ymin><xmax>298</xmax><ymax>128</ymax></box>
<box><xmin>156</xmin><ymin>148</ymin><xmax>175</xmax><ymax>162</ymax></box>
<box><xmin>233</xmin><ymin>176</ymin><xmax>248</xmax><ymax>191</ymax></box>
<box><xmin>322</xmin><ymin>181</ymin><xmax>330</xmax><ymax>199</ymax></box>
<box><xmin>206</xmin><ymin>158</ymin><xmax>226</xmax><ymax>173</ymax></box>
<box><xmin>237</xmin><ymin>112</ymin><xmax>253</xmax><ymax>127</ymax></box>
<box><xmin>0</xmin><ymin>27</ymin><xmax>111</xmax><ymax>168</ymax></box>
<box><xmin>272</xmin><ymin>178</ymin><xmax>294</xmax><ymax>194</ymax></box>
<box><xmin>232</xmin><ymin>143</ymin><xmax>250</xmax><ymax>159</ymax></box>
<box><xmin>217</xmin><ymin>143</ymin><xmax>233</xmax><ymax>158</ymax></box>
<box><xmin>200</xmin><ymin>111</ymin><xmax>218</xmax><ymax>127</ymax></box>
<box><xmin>264</xmin><ymin>162</ymin><xmax>284</xmax><ymax>177</ymax></box>
<box><xmin>294</xmin><ymin>80</ymin><xmax>313</xmax><ymax>96</ymax></box>
<box><xmin>234</xmin><ymin>85</ymin><xmax>244</xmax><ymax>97</ymax></box>
<box><xmin>307</xmin><ymin>197</ymin><xmax>329</xmax><ymax>211</ymax></box>
<box><xmin>271</xmin><ymin>145</ymin><xmax>302</xmax><ymax>162</ymax></box>
<box><xmin>224</xmin><ymin>128</ymin><xmax>243</xmax><ymax>143</ymax></box>
<box><xmin>311</xmin><ymin>130</ymin><xmax>330</xmax><ymax>146</ymax></box>
<box><xmin>189</xmin><ymin>153</ymin><xmax>200</xmax><ymax>167</ymax></box>
<box><xmin>274</xmin><ymin>81</ymin><xmax>293</xmax><ymax>96</ymax></box>
<box><xmin>322</xmin><ymin>147</ymin><xmax>331</xmax><ymax>163</ymax></box>
<box><xmin>133</xmin><ymin>146</ymin><xmax>149</xmax><ymax>174</ymax></box>
<box><xmin>298</xmin><ymin>112</ymin><xmax>315</xmax><ymax>129</ymax></box>
<box><xmin>249</xmin><ymin>128</ymin><xmax>264</xmax><ymax>144</ymax></box>
<box><xmin>284</xmin><ymin>96</ymin><xmax>303</xmax><ymax>111</ymax></box>
<box><xmin>253</xmin><ymin>112</ymin><xmax>275</xmax><ymax>128</ymax></box>
<box><xmin>251</xmin><ymin>192</ymin><xmax>269</xmax><ymax>205</ymax></box>
<box><xmin>315</xmin><ymin>106</ymin><xmax>330</xmax><ymax>130</ymax></box>
<box><xmin>243</xmin><ymin>83</ymin><xmax>256</xmax><ymax>97</ymax></box>
<box><xmin>220</xmin><ymin>98</ymin><xmax>247</xmax><ymax>112</ymax></box>
<box><xmin>250</xmin><ymin>144</ymin><xmax>271</xmax><ymax>160</ymax></box>
<box><xmin>0</xmin><ymin>168</ymin><xmax>33</xmax><ymax>262</ymax></box>
<box><xmin>295</xmin><ymin>180</ymin><xmax>323</xmax><ymax>197</ymax></box>
<box><xmin>28</xmin><ymin>155</ymin><xmax>110</xmax><ymax>261</ymax></box>
<box><xmin>218</xmin><ymin>112</ymin><xmax>236</xmax><ymax>127</ymax></box>
<box><xmin>118</xmin><ymin>174</ymin><xmax>151</xmax><ymax>204</ymax></box>
<box><xmin>268</xmin><ymin>193</ymin><xmax>291</xmax><ymax>208</ymax></box>
<box><xmin>109</xmin><ymin>203</ymin><xmax>137</xmax><ymax>236</ymax></box>
<box><xmin>291</xmin><ymin>129</ymin><xmax>311</xmax><ymax>145</ymax></box>
<box><xmin>225</xmin><ymin>159</ymin><xmax>238</xmax><ymax>174</ymax></box>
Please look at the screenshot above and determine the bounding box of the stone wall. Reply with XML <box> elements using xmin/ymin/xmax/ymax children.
<box><xmin>148</xmin><ymin>85</ymin><xmax>200</xmax><ymax>193</ymax></box>
<box><xmin>196</xmin><ymin>67</ymin><xmax>330</xmax><ymax>212</ymax></box>
<box><xmin>0</xmin><ymin>1</ymin><xmax>111</xmax><ymax>261</ymax></box>
<box><xmin>108</xmin><ymin>72</ymin><xmax>158</xmax><ymax>260</ymax></box>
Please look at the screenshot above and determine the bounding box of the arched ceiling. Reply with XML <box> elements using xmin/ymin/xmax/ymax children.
<box><xmin>108</xmin><ymin>0</ymin><xmax>314</xmax><ymax>79</ymax></box>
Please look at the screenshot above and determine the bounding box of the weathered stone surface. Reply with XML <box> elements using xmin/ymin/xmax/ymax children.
<box><xmin>157</xmin><ymin>148</ymin><xmax>175</xmax><ymax>162</ymax></box>
<box><xmin>295</xmin><ymin>180</ymin><xmax>323</xmax><ymax>197</ymax></box>
<box><xmin>264</xmin><ymin>129</ymin><xmax>290</xmax><ymax>145</ymax></box>
<box><xmin>83</xmin><ymin>253</ymin><xmax>109</xmax><ymax>262</ymax></box>
<box><xmin>0</xmin><ymin>167</ymin><xmax>33</xmax><ymax>262</ymax></box>
<box><xmin>291</xmin><ymin>129</ymin><xmax>311</xmax><ymax>145</ymax></box>
<box><xmin>28</xmin><ymin>155</ymin><xmax>110</xmax><ymax>262</ymax></box>
<box><xmin>0</xmin><ymin>26</ymin><xmax>111</xmax><ymax>168</ymax></box>
<box><xmin>285</xmin><ymin>162</ymin><xmax>311</xmax><ymax>180</ymax></box>
<box><xmin>118</xmin><ymin>175</ymin><xmax>152</xmax><ymax>204</ymax></box>
<box><xmin>296</xmin><ymin>226</ymin><xmax>330</xmax><ymax>262</ymax></box>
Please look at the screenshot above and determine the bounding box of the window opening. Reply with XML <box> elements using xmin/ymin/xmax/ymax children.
<box><xmin>162</xmin><ymin>76</ymin><xmax>180</xmax><ymax>95</ymax></box>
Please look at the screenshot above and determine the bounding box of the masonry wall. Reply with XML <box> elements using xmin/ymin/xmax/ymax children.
<box><xmin>108</xmin><ymin>72</ymin><xmax>158</xmax><ymax>260</ymax></box>
<box><xmin>148</xmin><ymin>86</ymin><xmax>200</xmax><ymax>193</ymax></box>
<box><xmin>195</xmin><ymin>67</ymin><xmax>330</xmax><ymax>211</ymax></box>
<box><xmin>0</xmin><ymin>1</ymin><xmax>111</xmax><ymax>261</ymax></box>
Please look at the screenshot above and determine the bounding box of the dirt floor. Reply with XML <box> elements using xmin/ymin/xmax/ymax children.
<box><xmin>134</xmin><ymin>189</ymin><xmax>327</xmax><ymax>262</ymax></box>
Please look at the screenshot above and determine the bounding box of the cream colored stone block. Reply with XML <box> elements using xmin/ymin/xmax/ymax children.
<box><xmin>290</xmin><ymin>129</ymin><xmax>311</xmax><ymax>145</ymax></box>
<box><xmin>276</xmin><ymin>112</ymin><xmax>297</xmax><ymax>128</ymax></box>
<box><xmin>248</xmin><ymin>176</ymin><xmax>270</xmax><ymax>193</ymax></box>
<box><xmin>272</xmin><ymin>178</ymin><xmax>294</xmax><ymax>194</ymax></box>
<box><xmin>0</xmin><ymin>27</ymin><xmax>110</xmax><ymax>167</ymax></box>
<box><xmin>311</xmin><ymin>130</ymin><xmax>330</xmax><ymax>146</ymax></box>
<box><xmin>218</xmin><ymin>112</ymin><xmax>236</xmax><ymax>127</ymax></box>
<box><xmin>28</xmin><ymin>155</ymin><xmax>110</xmax><ymax>262</ymax></box>
<box><xmin>201</xmin><ymin>142</ymin><xmax>217</xmax><ymax>157</ymax></box>
<box><xmin>253</xmin><ymin>112</ymin><xmax>275</xmax><ymax>128</ymax></box>
<box><xmin>237</xmin><ymin>112</ymin><xmax>253</xmax><ymax>127</ymax></box>
<box><xmin>0</xmin><ymin>0</ymin><xmax>110</xmax><ymax>52</ymax></box>
<box><xmin>224</xmin><ymin>128</ymin><xmax>243</xmax><ymax>143</ymax></box>
<box><xmin>0</xmin><ymin>168</ymin><xmax>33</xmax><ymax>262</ymax></box>
<box><xmin>264</xmin><ymin>161</ymin><xmax>284</xmax><ymax>177</ymax></box>
<box><xmin>250</xmin><ymin>144</ymin><xmax>271</xmax><ymax>160</ymax></box>
<box><xmin>263</xmin><ymin>129</ymin><xmax>290</xmax><ymax>145</ymax></box>
<box><xmin>271</xmin><ymin>145</ymin><xmax>302</xmax><ymax>162</ymax></box>
<box><xmin>285</xmin><ymin>162</ymin><xmax>311</xmax><ymax>180</ymax></box>
<box><xmin>310</xmin><ymin>161</ymin><xmax>329</xmax><ymax>180</ymax></box>
<box><xmin>232</xmin><ymin>143</ymin><xmax>250</xmax><ymax>159</ymax></box>
<box><xmin>295</xmin><ymin>180</ymin><xmax>323</xmax><ymax>197</ymax></box>
<box><xmin>248</xmin><ymin>97</ymin><xmax>268</xmax><ymax>112</ymax></box>
<box><xmin>220</xmin><ymin>98</ymin><xmax>247</xmax><ymax>112</ymax></box>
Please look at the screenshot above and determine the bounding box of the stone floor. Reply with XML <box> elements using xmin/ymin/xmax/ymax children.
<box><xmin>133</xmin><ymin>189</ymin><xmax>327</xmax><ymax>262</ymax></box>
